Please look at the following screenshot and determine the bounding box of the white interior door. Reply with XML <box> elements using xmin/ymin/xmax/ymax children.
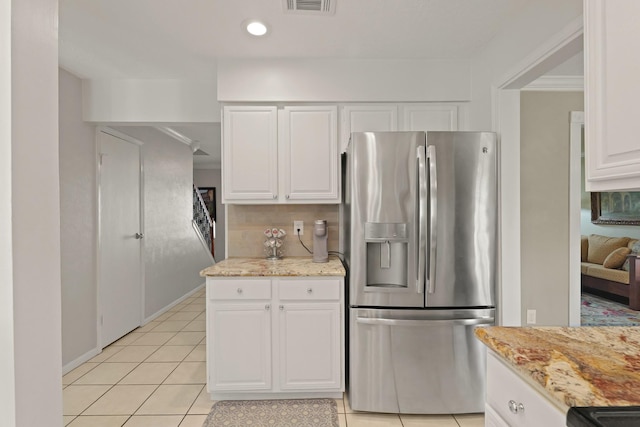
<box><xmin>98</xmin><ymin>130</ymin><xmax>143</xmax><ymax>347</ymax></box>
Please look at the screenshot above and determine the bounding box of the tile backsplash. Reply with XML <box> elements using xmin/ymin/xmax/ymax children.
<box><xmin>227</xmin><ymin>204</ymin><xmax>339</xmax><ymax>258</ymax></box>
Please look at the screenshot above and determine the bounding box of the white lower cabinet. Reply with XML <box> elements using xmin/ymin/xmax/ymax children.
<box><xmin>209</xmin><ymin>303</ymin><xmax>272</xmax><ymax>391</ymax></box>
<box><xmin>207</xmin><ymin>276</ymin><xmax>344</xmax><ymax>399</ymax></box>
<box><xmin>279</xmin><ymin>302</ymin><xmax>341</xmax><ymax>390</ymax></box>
<box><xmin>486</xmin><ymin>351</ymin><xmax>566</xmax><ymax>427</ymax></box>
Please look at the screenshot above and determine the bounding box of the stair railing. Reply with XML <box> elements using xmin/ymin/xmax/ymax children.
<box><xmin>193</xmin><ymin>185</ymin><xmax>214</xmax><ymax>258</ymax></box>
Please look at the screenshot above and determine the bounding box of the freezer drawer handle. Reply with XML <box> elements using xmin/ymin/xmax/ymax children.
<box><xmin>356</xmin><ymin>316</ymin><xmax>494</xmax><ymax>327</ymax></box>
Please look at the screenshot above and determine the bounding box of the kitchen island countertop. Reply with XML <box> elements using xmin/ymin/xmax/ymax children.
<box><xmin>475</xmin><ymin>326</ymin><xmax>640</xmax><ymax>410</ymax></box>
<box><xmin>200</xmin><ymin>256</ymin><xmax>345</xmax><ymax>277</ymax></box>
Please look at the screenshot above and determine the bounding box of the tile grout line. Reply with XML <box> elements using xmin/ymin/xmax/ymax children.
<box><xmin>65</xmin><ymin>296</ymin><xmax>249</xmax><ymax>424</ymax></box>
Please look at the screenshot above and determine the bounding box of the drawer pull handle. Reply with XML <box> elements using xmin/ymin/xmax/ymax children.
<box><xmin>307</xmin><ymin>288</ymin><xmax>313</xmax><ymax>294</ymax></box>
<box><xmin>508</xmin><ymin>400</ymin><xmax>524</xmax><ymax>414</ymax></box>
<box><xmin>237</xmin><ymin>288</ymin><xmax>243</xmax><ymax>294</ymax></box>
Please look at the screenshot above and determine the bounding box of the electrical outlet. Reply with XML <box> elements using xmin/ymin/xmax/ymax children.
<box><xmin>293</xmin><ymin>220</ymin><xmax>304</xmax><ymax>236</ymax></box>
<box><xmin>526</xmin><ymin>309</ymin><xmax>536</xmax><ymax>325</ymax></box>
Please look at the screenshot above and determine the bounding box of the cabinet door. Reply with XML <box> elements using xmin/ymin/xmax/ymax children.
<box><xmin>208</xmin><ymin>303</ymin><xmax>272</xmax><ymax>391</ymax></box>
<box><xmin>486</xmin><ymin>352</ymin><xmax>565</xmax><ymax>427</ymax></box>
<box><xmin>278</xmin><ymin>302</ymin><xmax>341</xmax><ymax>390</ymax></box>
<box><xmin>401</xmin><ymin>104</ymin><xmax>458</xmax><ymax>131</ymax></box>
<box><xmin>280</xmin><ymin>106</ymin><xmax>339</xmax><ymax>203</ymax></box>
<box><xmin>222</xmin><ymin>106</ymin><xmax>278</xmax><ymax>202</ymax></box>
<box><xmin>341</xmin><ymin>105</ymin><xmax>399</xmax><ymax>153</ymax></box>
<box><xmin>485</xmin><ymin>404</ymin><xmax>510</xmax><ymax>427</ymax></box>
<box><xmin>584</xmin><ymin>0</ymin><xmax>640</xmax><ymax>191</ymax></box>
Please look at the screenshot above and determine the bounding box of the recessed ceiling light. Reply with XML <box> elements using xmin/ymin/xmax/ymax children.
<box><xmin>246</xmin><ymin>21</ymin><xmax>268</xmax><ymax>36</ymax></box>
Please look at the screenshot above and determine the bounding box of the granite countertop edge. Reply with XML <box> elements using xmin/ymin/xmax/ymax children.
<box><xmin>200</xmin><ymin>256</ymin><xmax>346</xmax><ymax>277</ymax></box>
<box><xmin>475</xmin><ymin>326</ymin><xmax>640</xmax><ymax>411</ymax></box>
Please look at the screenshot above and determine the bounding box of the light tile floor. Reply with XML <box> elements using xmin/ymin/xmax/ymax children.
<box><xmin>63</xmin><ymin>287</ymin><xmax>484</xmax><ymax>426</ymax></box>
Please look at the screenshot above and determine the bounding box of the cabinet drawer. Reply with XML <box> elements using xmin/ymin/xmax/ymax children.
<box><xmin>279</xmin><ymin>279</ymin><xmax>341</xmax><ymax>301</ymax></box>
<box><xmin>487</xmin><ymin>352</ymin><xmax>565</xmax><ymax>427</ymax></box>
<box><xmin>210</xmin><ymin>279</ymin><xmax>271</xmax><ymax>300</ymax></box>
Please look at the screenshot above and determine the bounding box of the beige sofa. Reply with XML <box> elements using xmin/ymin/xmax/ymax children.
<box><xmin>581</xmin><ymin>234</ymin><xmax>640</xmax><ymax>310</ymax></box>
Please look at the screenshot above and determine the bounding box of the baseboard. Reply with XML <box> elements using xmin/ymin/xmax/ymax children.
<box><xmin>62</xmin><ymin>347</ymin><xmax>101</xmax><ymax>375</ymax></box>
<box><xmin>142</xmin><ymin>282</ymin><xmax>205</xmax><ymax>325</ymax></box>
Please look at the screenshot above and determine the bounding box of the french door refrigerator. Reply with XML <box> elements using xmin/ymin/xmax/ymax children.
<box><xmin>343</xmin><ymin>131</ymin><xmax>497</xmax><ymax>414</ymax></box>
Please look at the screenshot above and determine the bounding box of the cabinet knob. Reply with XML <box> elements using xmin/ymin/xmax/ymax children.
<box><xmin>237</xmin><ymin>288</ymin><xmax>243</xmax><ymax>294</ymax></box>
<box><xmin>286</xmin><ymin>194</ymin><xmax>290</xmax><ymax>199</ymax></box>
<box><xmin>307</xmin><ymin>288</ymin><xmax>313</xmax><ymax>294</ymax></box>
<box><xmin>508</xmin><ymin>400</ymin><xmax>524</xmax><ymax>414</ymax></box>
<box><xmin>279</xmin><ymin>305</ymin><xmax>284</xmax><ymax>311</ymax></box>
<box><xmin>265</xmin><ymin>304</ymin><xmax>270</xmax><ymax>311</ymax></box>
<box><xmin>273</xmin><ymin>194</ymin><xmax>277</xmax><ymax>199</ymax></box>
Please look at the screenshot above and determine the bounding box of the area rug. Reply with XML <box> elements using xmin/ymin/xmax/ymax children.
<box><xmin>202</xmin><ymin>398</ymin><xmax>339</xmax><ymax>427</ymax></box>
<box><xmin>581</xmin><ymin>293</ymin><xmax>640</xmax><ymax>326</ymax></box>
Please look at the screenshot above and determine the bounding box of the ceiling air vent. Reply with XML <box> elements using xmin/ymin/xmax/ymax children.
<box><xmin>283</xmin><ymin>0</ymin><xmax>335</xmax><ymax>15</ymax></box>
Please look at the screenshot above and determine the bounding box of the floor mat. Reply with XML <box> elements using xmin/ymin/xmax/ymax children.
<box><xmin>203</xmin><ymin>398</ymin><xmax>339</xmax><ymax>427</ymax></box>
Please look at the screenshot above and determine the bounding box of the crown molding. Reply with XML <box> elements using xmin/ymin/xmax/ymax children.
<box><xmin>155</xmin><ymin>126</ymin><xmax>200</xmax><ymax>152</ymax></box>
<box><xmin>523</xmin><ymin>75</ymin><xmax>584</xmax><ymax>91</ymax></box>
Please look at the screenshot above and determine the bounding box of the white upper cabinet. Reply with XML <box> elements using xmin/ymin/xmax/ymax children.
<box><xmin>222</xmin><ymin>106</ymin><xmax>278</xmax><ymax>202</ymax></box>
<box><xmin>401</xmin><ymin>104</ymin><xmax>458</xmax><ymax>132</ymax></box>
<box><xmin>222</xmin><ymin>105</ymin><xmax>339</xmax><ymax>204</ymax></box>
<box><xmin>340</xmin><ymin>104</ymin><xmax>459</xmax><ymax>153</ymax></box>
<box><xmin>585</xmin><ymin>0</ymin><xmax>640</xmax><ymax>191</ymax></box>
<box><xmin>340</xmin><ymin>105</ymin><xmax>399</xmax><ymax>152</ymax></box>
<box><xmin>280</xmin><ymin>106</ymin><xmax>339</xmax><ymax>203</ymax></box>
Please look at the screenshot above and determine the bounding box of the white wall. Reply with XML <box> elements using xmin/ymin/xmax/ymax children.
<box><xmin>468</xmin><ymin>0</ymin><xmax>582</xmax><ymax>326</ymax></box>
<box><xmin>113</xmin><ymin>127</ymin><xmax>213</xmax><ymax>319</ymax></box>
<box><xmin>520</xmin><ymin>91</ymin><xmax>584</xmax><ymax>326</ymax></box>
<box><xmin>83</xmin><ymin>79</ymin><xmax>220</xmax><ymax>123</ymax></box>
<box><xmin>59</xmin><ymin>68</ymin><xmax>98</xmax><ymax>367</ymax></box>
<box><xmin>193</xmin><ymin>168</ymin><xmax>225</xmax><ymax>261</ymax></box>
<box><xmin>469</xmin><ymin>0</ymin><xmax>583</xmax><ymax>130</ymax></box>
<box><xmin>0</xmin><ymin>1</ymin><xmax>15</xmax><ymax>423</ymax></box>
<box><xmin>217</xmin><ymin>59</ymin><xmax>471</xmax><ymax>102</ymax></box>
<box><xmin>7</xmin><ymin>0</ymin><xmax>63</xmax><ymax>425</ymax></box>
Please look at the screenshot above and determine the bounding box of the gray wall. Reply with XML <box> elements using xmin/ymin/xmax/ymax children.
<box><xmin>114</xmin><ymin>127</ymin><xmax>213</xmax><ymax>319</ymax></box>
<box><xmin>520</xmin><ymin>91</ymin><xmax>584</xmax><ymax>326</ymax></box>
<box><xmin>59</xmin><ymin>68</ymin><xmax>98</xmax><ymax>366</ymax></box>
<box><xmin>59</xmin><ymin>71</ymin><xmax>213</xmax><ymax>368</ymax></box>
<box><xmin>193</xmin><ymin>168</ymin><xmax>225</xmax><ymax>261</ymax></box>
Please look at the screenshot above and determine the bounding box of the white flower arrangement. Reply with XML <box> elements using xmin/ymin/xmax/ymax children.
<box><xmin>264</xmin><ymin>227</ymin><xmax>286</xmax><ymax>259</ymax></box>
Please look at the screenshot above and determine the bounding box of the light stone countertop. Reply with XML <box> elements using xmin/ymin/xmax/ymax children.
<box><xmin>475</xmin><ymin>326</ymin><xmax>640</xmax><ymax>409</ymax></box>
<box><xmin>200</xmin><ymin>256</ymin><xmax>346</xmax><ymax>277</ymax></box>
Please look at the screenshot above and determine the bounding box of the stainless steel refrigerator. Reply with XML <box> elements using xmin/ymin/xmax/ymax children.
<box><xmin>343</xmin><ymin>131</ymin><xmax>497</xmax><ymax>414</ymax></box>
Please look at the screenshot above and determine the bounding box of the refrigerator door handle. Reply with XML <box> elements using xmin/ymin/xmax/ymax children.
<box><xmin>427</xmin><ymin>145</ymin><xmax>437</xmax><ymax>294</ymax></box>
<box><xmin>416</xmin><ymin>146</ymin><xmax>427</xmax><ymax>294</ymax></box>
<box><xmin>356</xmin><ymin>316</ymin><xmax>494</xmax><ymax>327</ymax></box>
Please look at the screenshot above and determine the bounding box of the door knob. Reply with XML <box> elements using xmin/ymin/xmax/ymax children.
<box><xmin>135</xmin><ymin>233</ymin><xmax>144</xmax><ymax>239</ymax></box>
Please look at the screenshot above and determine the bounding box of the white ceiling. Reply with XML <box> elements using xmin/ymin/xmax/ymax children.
<box><xmin>59</xmin><ymin>0</ymin><xmax>546</xmax><ymax>168</ymax></box>
<box><xmin>60</xmin><ymin>0</ymin><xmax>532</xmax><ymax>79</ymax></box>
